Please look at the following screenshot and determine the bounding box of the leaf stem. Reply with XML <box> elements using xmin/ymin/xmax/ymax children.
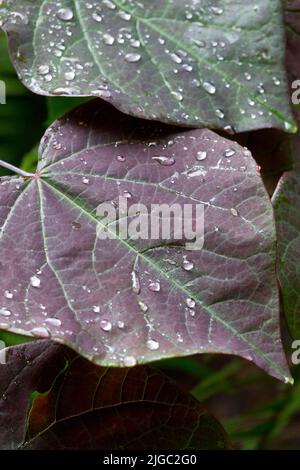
<box><xmin>0</xmin><ymin>159</ymin><xmax>35</xmax><ymax>177</ymax></box>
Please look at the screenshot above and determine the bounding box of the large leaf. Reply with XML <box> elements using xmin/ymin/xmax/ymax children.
<box><xmin>0</xmin><ymin>341</ymin><xmax>228</xmax><ymax>449</ymax></box>
<box><xmin>272</xmin><ymin>3</ymin><xmax>300</xmax><ymax>339</ymax></box>
<box><xmin>0</xmin><ymin>0</ymin><xmax>296</xmax><ymax>133</ymax></box>
<box><xmin>273</xmin><ymin>113</ymin><xmax>300</xmax><ymax>339</ymax></box>
<box><xmin>0</xmin><ymin>100</ymin><xmax>291</xmax><ymax>382</ymax></box>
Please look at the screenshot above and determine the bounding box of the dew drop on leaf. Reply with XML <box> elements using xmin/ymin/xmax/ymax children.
<box><xmin>202</xmin><ymin>82</ymin><xmax>216</xmax><ymax>95</ymax></box>
<box><xmin>4</xmin><ymin>290</ymin><xmax>13</xmax><ymax>299</ymax></box>
<box><xmin>57</xmin><ymin>8</ymin><xmax>73</xmax><ymax>21</ymax></box>
<box><xmin>147</xmin><ymin>339</ymin><xmax>160</xmax><ymax>351</ymax></box>
<box><xmin>124</xmin><ymin>53</ymin><xmax>141</xmax><ymax>63</ymax></box>
<box><xmin>196</xmin><ymin>151</ymin><xmax>207</xmax><ymax>161</ymax></box>
<box><xmin>30</xmin><ymin>275</ymin><xmax>41</xmax><ymax>288</ymax></box>
<box><xmin>123</xmin><ymin>356</ymin><xmax>137</xmax><ymax>367</ymax></box>
<box><xmin>131</xmin><ymin>270</ymin><xmax>140</xmax><ymax>294</ymax></box>
<box><xmin>148</xmin><ymin>281</ymin><xmax>161</xmax><ymax>292</ymax></box>
<box><xmin>100</xmin><ymin>320</ymin><xmax>112</xmax><ymax>332</ymax></box>
<box><xmin>152</xmin><ymin>156</ymin><xmax>175</xmax><ymax>166</ymax></box>
<box><xmin>223</xmin><ymin>148</ymin><xmax>236</xmax><ymax>158</ymax></box>
<box><xmin>0</xmin><ymin>308</ymin><xmax>11</xmax><ymax>317</ymax></box>
<box><xmin>31</xmin><ymin>327</ymin><xmax>50</xmax><ymax>338</ymax></box>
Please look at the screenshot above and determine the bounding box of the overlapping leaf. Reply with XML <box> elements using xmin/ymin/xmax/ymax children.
<box><xmin>0</xmin><ymin>0</ymin><xmax>296</xmax><ymax>133</ymax></box>
<box><xmin>0</xmin><ymin>341</ymin><xmax>228</xmax><ymax>449</ymax></box>
<box><xmin>273</xmin><ymin>113</ymin><xmax>300</xmax><ymax>339</ymax></box>
<box><xmin>272</xmin><ymin>4</ymin><xmax>300</xmax><ymax>339</ymax></box>
<box><xmin>0</xmin><ymin>100</ymin><xmax>291</xmax><ymax>382</ymax></box>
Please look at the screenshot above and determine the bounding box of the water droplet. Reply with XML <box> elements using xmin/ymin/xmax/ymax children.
<box><xmin>92</xmin><ymin>12</ymin><xmax>102</xmax><ymax>22</ymax></box>
<box><xmin>64</xmin><ymin>70</ymin><xmax>75</xmax><ymax>81</ymax></box>
<box><xmin>117</xmin><ymin>155</ymin><xmax>126</xmax><ymax>162</ymax></box>
<box><xmin>0</xmin><ymin>308</ymin><xmax>11</xmax><ymax>317</ymax></box>
<box><xmin>30</xmin><ymin>275</ymin><xmax>41</xmax><ymax>288</ymax></box>
<box><xmin>131</xmin><ymin>270</ymin><xmax>140</xmax><ymax>294</ymax></box>
<box><xmin>4</xmin><ymin>290</ymin><xmax>13</xmax><ymax>299</ymax></box>
<box><xmin>182</xmin><ymin>257</ymin><xmax>194</xmax><ymax>271</ymax></box>
<box><xmin>125</xmin><ymin>53</ymin><xmax>141</xmax><ymax>63</ymax></box>
<box><xmin>100</xmin><ymin>320</ymin><xmax>112</xmax><ymax>332</ymax></box>
<box><xmin>31</xmin><ymin>327</ymin><xmax>49</xmax><ymax>338</ymax></box>
<box><xmin>148</xmin><ymin>281</ymin><xmax>161</xmax><ymax>292</ymax></box>
<box><xmin>138</xmin><ymin>300</ymin><xmax>148</xmax><ymax>313</ymax></box>
<box><xmin>223</xmin><ymin>148</ymin><xmax>236</xmax><ymax>158</ymax></box>
<box><xmin>196</xmin><ymin>151</ymin><xmax>207</xmax><ymax>161</ymax></box>
<box><xmin>72</xmin><ymin>221</ymin><xmax>81</xmax><ymax>230</ymax></box>
<box><xmin>171</xmin><ymin>91</ymin><xmax>183</xmax><ymax>102</ymax></box>
<box><xmin>152</xmin><ymin>156</ymin><xmax>175</xmax><ymax>166</ymax></box>
<box><xmin>123</xmin><ymin>190</ymin><xmax>132</xmax><ymax>199</ymax></box>
<box><xmin>216</xmin><ymin>109</ymin><xmax>225</xmax><ymax>119</ymax></box>
<box><xmin>123</xmin><ymin>356</ymin><xmax>137</xmax><ymax>367</ymax></box>
<box><xmin>103</xmin><ymin>0</ymin><xmax>116</xmax><ymax>9</ymax></box>
<box><xmin>38</xmin><ymin>65</ymin><xmax>50</xmax><ymax>75</ymax></box>
<box><xmin>57</xmin><ymin>7</ymin><xmax>73</xmax><ymax>21</ymax></box>
<box><xmin>186</xmin><ymin>298</ymin><xmax>196</xmax><ymax>308</ymax></box>
<box><xmin>170</xmin><ymin>52</ymin><xmax>182</xmax><ymax>64</ymax></box>
<box><xmin>45</xmin><ymin>318</ymin><xmax>61</xmax><ymax>327</ymax></box>
<box><xmin>147</xmin><ymin>339</ymin><xmax>160</xmax><ymax>351</ymax></box>
<box><xmin>202</xmin><ymin>81</ymin><xmax>216</xmax><ymax>95</ymax></box>
<box><xmin>103</xmin><ymin>33</ymin><xmax>115</xmax><ymax>45</ymax></box>
<box><xmin>118</xmin><ymin>11</ymin><xmax>131</xmax><ymax>20</ymax></box>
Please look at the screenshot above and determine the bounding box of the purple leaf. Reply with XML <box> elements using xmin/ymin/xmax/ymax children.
<box><xmin>0</xmin><ymin>100</ymin><xmax>291</xmax><ymax>383</ymax></box>
<box><xmin>272</xmin><ymin>4</ymin><xmax>300</xmax><ymax>339</ymax></box>
<box><xmin>0</xmin><ymin>0</ymin><xmax>296</xmax><ymax>133</ymax></box>
<box><xmin>0</xmin><ymin>341</ymin><xmax>228</xmax><ymax>450</ymax></box>
<box><xmin>273</xmin><ymin>112</ymin><xmax>300</xmax><ymax>339</ymax></box>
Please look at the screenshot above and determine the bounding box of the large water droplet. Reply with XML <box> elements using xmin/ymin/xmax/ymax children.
<box><xmin>31</xmin><ymin>327</ymin><xmax>50</xmax><ymax>338</ymax></box>
<box><xmin>148</xmin><ymin>281</ymin><xmax>161</xmax><ymax>292</ymax></box>
<box><xmin>57</xmin><ymin>8</ymin><xmax>73</xmax><ymax>21</ymax></box>
<box><xmin>138</xmin><ymin>300</ymin><xmax>148</xmax><ymax>313</ymax></box>
<box><xmin>223</xmin><ymin>148</ymin><xmax>236</xmax><ymax>158</ymax></box>
<box><xmin>196</xmin><ymin>151</ymin><xmax>207</xmax><ymax>161</ymax></box>
<box><xmin>30</xmin><ymin>275</ymin><xmax>41</xmax><ymax>288</ymax></box>
<box><xmin>100</xmin><ymin>319</ymin><xmax>112</xmax><ymax>332</ymax></box>
<box><xmin>45</xmin><ymin>318</ymin><xmax>62</xmax><ymax>327</ymax></box>
<box><xmin>38</xmin><ymin>65</ymin><xmax>50</xmax><ymax>75</ymax></box>
<box><xmin>147</xmin><ymin>339</ymin><xmax>160</xmax><ymax>351</ymax></box>
<box><xmin>123</xmin><ymin>356</ymin><xmax>137</xmax><ymax>367</ymax></box>
<box><xmin>152</xmin><ymin>156</ymin><xmax>175</xmax><ymax>166</ymax></box>
<box><xmin>182</xmin><ymin>257</ymin><xmax>194</xmax><ymax>271</ymax></box>
<box><xmin>186</xmin><ymin>298</ymin><xmax>196</xmax><ymax>308</ymax></box>
<box><xmin>125</xmin><ymin>53</ymin><xmax>141</xmax><ymax>63</ymax></box>
<box><xmin>131</xmin><ymin>270</ymin><xmax>140</xmax><ymax>294</ymax></box>
<box><xmin>0</xmin><ymin>308</ymin><xmax>11</xmax><ymax>317</ymax></box>
<box><xmin>202</xmin><ymin>81</ymin><xmax>216</xmax><ymax>95</ymax></box>
<box><xmin>103</xmin><ymin>33</ymin><xmax>115</xmax><ymax>45</ymax></box>
<box><xmin>4</xmin><ymin>290</ymin><xmax>13</xmax><ymax>299</ymax></box>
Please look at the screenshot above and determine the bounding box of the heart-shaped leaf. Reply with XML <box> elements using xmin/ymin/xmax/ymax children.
<box><xmin>0</xmin><ymin>100</ymin><xmax>291</xmax><ymax>383</ymax></box>
<box><xmin>0</xmin><ymin>341</ymin><xmax>228</xmax><ymax>449</ymax></box>
<box><xmin>0</xmin><ymin>0</ymin><xmax>296</xmax><ymax>133</ymax></box>
<box><xmin>272</xmin><ymin>4</ymin><xmax>300</xmax><ymax>339</ymax></box>
<box><xmin>273</xmin><ymin>111</ymin><xmax>300</xmax><ymax>339</ymax></box>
